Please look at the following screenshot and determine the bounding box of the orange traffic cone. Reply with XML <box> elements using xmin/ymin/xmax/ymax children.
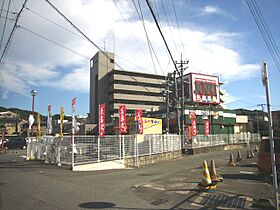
<box><xmin>247</xmin><ymin>149</ymin><xmax>252</xmax><ymax>159</ymax></box>
<box><xmin>236</xmin><ymin>150</ymin><xmax>242</xmax><ymax>162</ymax></box>
<box><xmin>209</xmin><ymin>160</ymin><xmax>223</xmax><ymax>183</ymax></box>
<box><xmin>198</xmin><ymin>160</ymin><xmax>216</xmax><ymax>191</ymax></box>
<box><xmin>228</xmin><ymin>153</ymin><xmax>236</xmax><ymax>166</ymax></box>
<box><xmin>250</xmin><ymin>149</ymin><xmax>255</xmax><ymax>158</ymax></box>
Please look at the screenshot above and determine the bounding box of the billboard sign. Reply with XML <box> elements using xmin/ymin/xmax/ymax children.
<box><xmin>99</xmin><ymin>104</ymin><xmax>106</xmax><ymax>136</ymax></box>
<box><xmin>185</xmin><ymin>73</ymin><xmax>220</xmax><ymax>104</ymax></box>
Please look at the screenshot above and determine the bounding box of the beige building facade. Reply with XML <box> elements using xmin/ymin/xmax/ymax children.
<box><xmin>89</xmin><ymin>51</ymin><xmax>166</xmax><ymax>124</ymax></box>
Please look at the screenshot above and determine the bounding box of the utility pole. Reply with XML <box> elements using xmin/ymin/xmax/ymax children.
<box><xmin>262</xmin><ymin>61</ymin><xmax>279</xmax><ymax>210</ymax></box>
<box><xmin>176</xmin><ymin>54</ymin><xmax>189</xmax><ymax>152</ymax></box>
<box><xmin>164</xmin><ymin>73</ymin><xmax>172</xmax><ymax>134</ymax></box>
<box><xmin>173</xmin><ymin>71</ymin><xmax>181</xmax><ymax>135</ymax></box>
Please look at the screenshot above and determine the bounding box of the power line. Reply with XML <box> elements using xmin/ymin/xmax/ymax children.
<box><xmin>17</xmin><ymin>25</ymin><xmax>90</xmax><ymax>59</ymax></box>
<box><xmin>133</xmin><ymin>0</ymin><xmax>159</xmax><ymax>75</ymax></box>
<box><xmin>246</xmin><ymin>0</ymin><xmax>280</xmax><ymax>73</ymax></box>
<box><xmin>0</xmin><ymin>0</ymin><xmax>12</xmax><ymax>51</ymax></box>
<box><xmin>111</xmin><ymin>0</ymin><xmax>154</xmax><ymax>73</ymax></box>
<box><xmin>145</xmin><ymin>0</ymin><xmax>179</xmax><ymax>75</ymax></box>
<box><xmin>171</xmin><ymin>0</ymin><xmax>185</xmax><ymax>53</ymax></box>
<box><xmin>0</xmin><ymin>0</ymin><xmax>28</xmax><ymax>65</ymax></box>
<box><xmin>0</xmin><ymin>0</ymin><xmax>5</xmax><ymax>19</ymax></box>
<box><xmin>160</xmin><ymin>0</ymin><xmax>178</xmax><ymax>53</ymax></box>
<box><xmin>44</xmin><ymin>0</ymin><xmax>124</xmax><ymax>71</ymax></box>
<box><xmin>25</xmin><ymin>7</ymin><xmax>86</xmax><ymax>41</ymax></box>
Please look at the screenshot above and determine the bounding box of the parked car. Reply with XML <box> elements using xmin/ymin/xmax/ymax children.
<box><xmin>5</xmin><ymin>136</ymin><xmax>27</xmax><ymax>150</ymax></box>
<box><xmin>257</xmin><ymin>137</ymin><xmax>280</xmax><ymax>174</ymax></box>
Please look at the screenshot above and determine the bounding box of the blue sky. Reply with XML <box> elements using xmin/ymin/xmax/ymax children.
<box><xmin>0</xmin><ymin>0</ymin><xmax>280</xmax><ymax>117</ymax></box>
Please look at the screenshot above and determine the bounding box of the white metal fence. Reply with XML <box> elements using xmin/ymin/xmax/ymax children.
<box><xmin>26</xmin><ymin>133</ymin><xmax>260</xmax><ymax>167</ymax></box>
<box><xmin>188</xmin><ymin>133</ymin><xmax>261</xmax><ymax>149</ymax></box>
<box><xmin>26</xmin><ymin>134</ymin><xmax>181</xmax><ymax>167</ymax></box>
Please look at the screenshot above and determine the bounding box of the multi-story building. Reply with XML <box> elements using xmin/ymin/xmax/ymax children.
<box><xmin>89</xmin><ymin>51</ymin><xmax>166</xmax><ymax>124</ymax></box>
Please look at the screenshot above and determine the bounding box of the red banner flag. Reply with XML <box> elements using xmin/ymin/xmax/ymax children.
<box><xmin>135</xmin><ymin>109</ymin><xmax>143</xmax><ymax>134</ymax></box>
<box><xmin>48</xmin><ymin>105</ymin><xmax>51</xmax><ymax>112</ymax></box>
<box><xmin>119</xmin><ymin>105</ymin><xmax>127</xmax><ymax>134</ymax></box>
<box><xmin>191</xmin><ymin>119</ymin><xmax>197</xmax><ymax>136</ymax></box>
<box><xmin>204</xmin><ymin>120</ymin><xmax>210</xmax><ymax>136</ymax></box>
<box><xmin>99</xmin><ymin>104</ymin><xmax>106</xmax><ymax>136</ymax></box>
<box><xmin>72</xmin><ymin>97</ymin><xmax>76</xmax><ymax>113</ymax></box>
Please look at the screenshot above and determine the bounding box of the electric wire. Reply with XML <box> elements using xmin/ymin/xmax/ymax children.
<box><xmin>171</xmin><ymin>0</ymin><xmax>185</xmax><ymax>53</ymax></box>
<box><xmin>17</xmin><ymin>25</ymin><xmax>90</xmax><ymax>59</ymax></box>
<box><xmin>246</xmin><ymin>0</ymin><xmax>280</xmax><ymax>73</ymax></box>
<box><xmin>44</xmin><ymin>0</ymin><xmax>166</xmax><ymax>105</ymax></box>
<box><xmin>0</xmin><ymin>0</ymin><xmax>28</xmax><ymax>65</ymax></box>
<box><xmin>111</xmin><ymin>0</ymin><xmax>154</xmax><ymax>74</ymax></box>
<box><xmin>44</xmin><ymin>0</ymin><xmax>124</xmax><ymax>71</ymax></box>
<box><xmin>251</xmin><ymin>0</ymin><xmax>280</xmax><ymax>64</ymax></box>
<box><xmin>0</xmin><ymin>0</ymin><xmax>5</xmax><ymax>19</ymax></box>
<box><xmin>0</xmin><ymin>0</ymin><xmax>12</xmax><ymax>51</ymax></box>
<box><xmin>145</xmin><ymin>0</ymin><xmax>179</xmax><ymax>75</ymax></box>
<box><xmin>133</xmin><ymin>0</ymin><xmax>158</xmax><ymax>76</ymax></box>
<box><xmin>160</xmin><ymin>0</ymin><xmax>178</xmax><ymax>53</ymax></box>
<box><xmin>24</xmin><ymin>7</ymin><xmax>86</xmax><ymax>41</ymax></box>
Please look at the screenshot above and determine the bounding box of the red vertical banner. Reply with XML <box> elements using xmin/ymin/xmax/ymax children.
<box><xmin>191</xmin><ymin>119</ymin><xmax>197</xmax><ymax>136</ymax></box>
<box><xmin>135</xmin><ymin>109</ymin><xmax>143</xmax><ymax>134</ymax></box>
<box><xmin>119</xmin><ymin>105</ymin><xmax>127</xmax><ymax>134</ymax></box>
<box><xmin>204</xmin><ymin>120</ymin><xmax>210</xmax><ymax>136</ymax></box>
<box><xmin>99</xmin><ymin>104</ymin><xmax>106</xmax><ymax>137</ymax></box>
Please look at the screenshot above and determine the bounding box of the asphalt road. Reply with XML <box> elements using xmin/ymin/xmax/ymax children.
<box><xmin>0</xmin><ymin>148</ymin><xmax>276</xmax><ymax>210</ymax></box>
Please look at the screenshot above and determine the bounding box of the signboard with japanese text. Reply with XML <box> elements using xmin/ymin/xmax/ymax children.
<box><xmin>135</xmin><ymin>109</ymin><xmax>143</xmax><ymax>134</ymax></box>
<box><xmin>184</xmin><ymin>73</ymin><xmax>220</xmax><ymax>104</ymax></box>
<box><xmin>204</xmin><ymin>120</ymin><xmax>210</xmax><ymax>136</ymax></box>
<box><xmin>99</xmin><ymin>104</ymin><xmax>106</xmax><ymax>136</ymax></box>
<box><xmin>119</xmin><ymin>105</ymin><xmax>127</xmax><ymax>134</ymax></box>
<box><xmin>191</xmin><ymin>119</ymin><xmax>197</xmax><ymax>136</ymax></box>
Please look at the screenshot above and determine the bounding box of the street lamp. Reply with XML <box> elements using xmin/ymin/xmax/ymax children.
<box><xmin>30</xmin><ymin>89</ymin><xmax>37</xmax><ymax>136</ymax></box>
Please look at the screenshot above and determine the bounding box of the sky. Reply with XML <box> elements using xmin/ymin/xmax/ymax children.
<box><xmin>0</xmin><ymin>0</ymin><xmax>280</xmax><ymax>117</ymax></box>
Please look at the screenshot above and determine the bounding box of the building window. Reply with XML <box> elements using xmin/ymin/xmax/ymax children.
<box><xmin>90</xmin><ymin>59</ymin><xmax>94</xmax><ymax>68</ymax></box>
<box><xmin>110</xmin><ymin>59</ymin><xmax>114</xmax><ymax>64</ymax></box>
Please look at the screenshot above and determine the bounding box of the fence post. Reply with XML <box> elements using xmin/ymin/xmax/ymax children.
<box><xmin>122</xmin><ymin>135</ymin><xmax>125</xmax><ymax>162</ymax></box>
<box><xmin>57</xmin><ymin>139</ymin><xmax>61</xmax><ymax>167</ymax></box>
<box><xmin>97</xmin><ymin>137</ymin><xmax>100</xmax><ymax>162</ymax></box>
<box><xmin>72</xmin><ymin>135</ymin><xmax>74</xmax><ymax>169</ymax></box>
<box><xmin>134</xmin><ymin>135</ymin><xmax>137</xmax><ymax>158</ymax></box>
<box><xmin>136</xmin><ymin>135</ymin><xmax>139</xmax><ymax>167</ymax></box>
<box><xmin>119</xmin><ymin>135</ymin><xmax>122</xmax><ymax>160</ymax></box>
<box><xmin>149</xmin><ymin>136</ymin><xmax>152</xmax><ymax>156</ymax></box>
<box><xmin>161</xmin><ymin>135</ymin><xmax>164</xmax><ymax>155</ymax></box>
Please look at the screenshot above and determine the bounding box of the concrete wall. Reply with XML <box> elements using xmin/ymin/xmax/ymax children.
<box><xmin>188</xmin><ymin>142</ymin><xmax>259</xmax><ymax>155</ymax></box>
<box><xmin>125</xmin><ymin>151</ymin><xmax>182</xmax><ymax>167</ymax></box>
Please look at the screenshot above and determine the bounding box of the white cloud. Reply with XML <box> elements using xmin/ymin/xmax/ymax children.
<box><xmin>0</xmin><ymin>0</ymin><xmax>259</xmax><ymax>99</ymax></box>
<box><xmin>203</xmin><ymin>6</ymin><xmax>220</xmax><ymax>15</ymax></box>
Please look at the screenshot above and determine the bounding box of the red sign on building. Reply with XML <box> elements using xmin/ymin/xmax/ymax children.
<box><xmin>204</xmin><ymin>120</ymin><xmax>210</xmax><ymax>136</ymax></box>
<box><xmin>191</xmin><ymin>119</ymin><xmax>197</xmax><ymax>136</ymax></box>
<box><xmin>135</xmin><ymin>109</ymin><xmax>143</xmax><ymax>134</ymax></box>
<box><xmin>119</xmin><ymin>105</ymin><xmax>127</xmax><ymax>134</ymax></box>
<box><xmin>99</xmin><ymin>104</ymin><xmax>106</xmax><ymax>136</ymax></box>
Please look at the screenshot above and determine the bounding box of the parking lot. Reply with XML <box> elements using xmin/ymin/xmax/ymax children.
<box><xmin>0</xmin><ymin>148</ymin><xmax>276</xmax><ymax>209</ymax></box>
